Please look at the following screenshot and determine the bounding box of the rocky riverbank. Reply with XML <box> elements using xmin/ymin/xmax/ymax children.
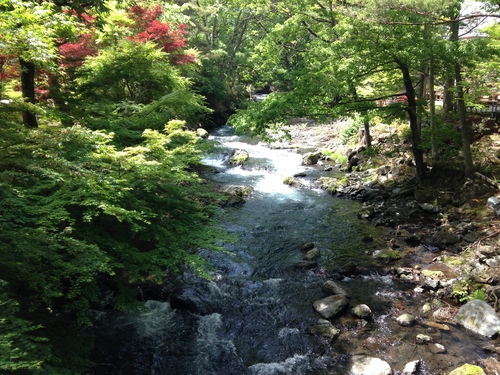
<box><xmin>264</xmin><ymin>119</ymin><xmax>500</xmax><ymax>374</ymax></box>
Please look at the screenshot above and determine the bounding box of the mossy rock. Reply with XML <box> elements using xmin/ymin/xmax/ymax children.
<box><xmin>228</xmin><ymin>149</ymin><xmax>249</xmax><ymax>165</ymax></box>
<box><xmin>283</xmin><ymin>176</ymin><xmax>298</xmax><ymax>186</ymax></box>
<box><xmin>448</xmin><ymin>364</ymin><xmax>486</xmax><ymax>375</ymax></box>
<box><xmin>422</xmin><ymin>269</ymin><xmax>445</xmax><ymax>279</ymax></box>
<box><xmin>373</xmin><ymin>248</ymin><xmax>402</xmax><ymax>260</ymax></box>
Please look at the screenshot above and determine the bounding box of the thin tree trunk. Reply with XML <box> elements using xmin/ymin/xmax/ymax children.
<box><xmin>451</xmin><ymin>17</ymin><xmax>474</xmax><ymax>178</ymax></box>
<box><xmin>19</xmin><ymin>58</ymin><xmax>38</xmax><ymax>128</ymax></box>
<box><xmin>442</xmin><ymin>77</ymin><xmax>455</xmax><ymax>114</ymax></box>
<box><xmin>400</xmin><ymin>63</ymin><xmax>425</xmax><ymax>183</ymax></box>
<box><xmin>429</xmin><ymin>57</ymin><xmax>438</xmax><ymax>160</ymax></box>
<box><xmin>363</xmin><ymin>120</ymin><xmax>371</xmax><ymax>149</ymax></box>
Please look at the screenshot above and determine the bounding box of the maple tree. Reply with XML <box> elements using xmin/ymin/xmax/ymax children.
<box><xmin>127</xmin><ymin>4</ymin><xmax>196</xmax><ymax>65</ymax></box>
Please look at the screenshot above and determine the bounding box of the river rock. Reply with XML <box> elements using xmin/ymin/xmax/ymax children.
<box><xmin>218</xmin><ymin>185</ymin><xmax>252</xmax><ymax>206</ymax></box>
<box><xmin>428</xmin><ymin>343</ymin><xmax>446</xmax><ymax>354</ymax></box>
<box><xmin>283</xmin><ymin>176</ymin><xmax>298</xmax><ymax>186</ymax></box>
<box><xmin>419</xmin><ymin>203</ymin><xmax>439</xmax><ymax>213</ymax></box>
<box><xmin>351</xmin><ymin>304</ymin><xmax>373</xmax><ymax>320</ymax></box>
<box><xmin>349</xmin><ymin>354</ymin><xmax>392</xmax><ymax>375</ymax></box>
<box><xmin>402</xmin><ymin>359</ymin><xmax>420</xmax><ymax>375</ymax></box>
<box><xmin>322</xmin><ymin>280</ymin><xmax>350</xmax><ymax>298</ymax></box>
<box><xmin>228</xmin><ymin>149</ymin><xmax>249</xmax><ymax>165</ymax></box>
<box><xmin>196</xmin><ymin>128</ymin><xmax>209</xmax><ymax>138</ymax></box>
<box><xmin>300</xmin><ymin>242</ymin><xmax>315</xmax><ymax>251</ymax></box>
<box><xmin>431</xmin><ymin>228</ymin><xmax>461</xmax><ymax>248</ymax></box>
<box><xmin>313</xmin><ymin>295</ymin><xmax>349</xmax><ymax>319</ymax></box>
<box><xmin>396</xmin><ymin>313</ymin><xmax>416</xmax><ymax>326</ymax></box>
<box><xmin>294</xmin><ymin>260</ymin><xmax>317</xmax><ymax>269</ymax></box>
<box><xmin>302</xmin><ymin>152</ymin><xmax>321</xmax><ymax>165</ymax></box>
<box><xmin>425</xmin><ymin>321</ymin><xmax>450</xmax><ymax>331</ymax></box>
<box><xmin>416</xmin><ymin>334</ymin><xmax>432</xmax><ymax>344</ymax></box>
<box><xmin>307</xmin><ymin>319</ymin><xmax>340</xmax><ymax>339</ymax></box>
<box><xmin>303</xmin><ymin>248</ymin><xmax>320</xmax><ymax>260</ymax></box>
<box><xmin>454</xmin><ymin>299</ymin><xmax>500</xmax><ymax>338</ymax></box>
<box><xmin>373</xmin><ymin>248</ymin><xmax>401</xmax><ymax>260</ymax></box>
<box><xmin>448</xmin><ymin>364</ymin><xmax>486</xmax><ymax>375</ymax></box>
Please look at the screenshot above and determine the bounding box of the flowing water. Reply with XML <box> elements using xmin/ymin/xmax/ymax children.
<box><xmin>90</xmin><ymin>127</ymin><xmax>493</xmax><ymax>375</ymax></box>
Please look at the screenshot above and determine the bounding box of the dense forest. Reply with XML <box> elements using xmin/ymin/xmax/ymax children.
<box><xmin>1</xmin><ymin>0</ymin><xmax>500</xmax><ymax>372</ymax></box>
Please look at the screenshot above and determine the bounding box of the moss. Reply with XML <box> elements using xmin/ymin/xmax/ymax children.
<box><xmin>321</xmin><ymin>149</ymin><xmax>347</xmax><ymax>163</ymax></box>
<box><xmin>422</xmin><ymin>269</ymin><xmax>445</xmax><ymax>279</ymax></box>
<box><xmin>283</xmin><ymin>176</ymin><xmax>298</xmax><ymax>186</ymax></box>
<box><xmin>373</xmin><ymin>248</ymin><xmax>401</xmax><ymax>260</ymax></box>
<box><xmin>448</xmin><ymin>363</ymin><xmax>486</xmax><ymax>375</ymax></box>
<box><xmin>317</xmin><ymin>176</ymin><xmax>349</xmax><ymax>193</ymax></box>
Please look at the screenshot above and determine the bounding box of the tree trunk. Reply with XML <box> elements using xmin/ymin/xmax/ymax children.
<box><xmin>19</xmin><ymin>58</ymin><xmax>38</xmax><ymax>128</ymax></box>
<box><xmin>400</xmin><ymin>62</ymin><xmax>425</xmax><ymax>183</ymax></box>
<box><xmin>451</xmin><ymin>18</ymin><xmax>474</xmax><ymax>178</ymax></box>
<box><xmin>429</xmin><ymin>57</ymin><xmax>438</xmax><ymax>160</ymax></box>
<box><xmin>442</xmin><ymin>77</ymin><xmax>455</xmax><ymax>114</ymax></box>
<box><xmin>363</xmin><ymin>120</ymin><xmax>371</xmax><ymax>148</ymax></box>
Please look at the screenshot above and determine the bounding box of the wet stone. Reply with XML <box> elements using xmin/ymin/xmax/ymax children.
<box><xmin>416</xmin><ymin>334</ymin><xmax>433</xmax><ymax>344</ymax></box>
<box><xmin>300</xmin><ymin>242</ymin><xmax>315</xmax><ymax>251</ymax></box>
<box><xmin>396</xmin><ymin>313</ymin><xmax>416</xmax><ymax>326</ymax></box>
<box><xmin>303</xmin><ymin>248</ymin><xmax>320</xmax><ymax>260</ymax></box>
<box><xmin>350</xmin><ymin>354</ymin><xmax>392</xmax><ymax>375</ymax></box>
<box><xmin>313</xmin><ymin>295</ymin><xmax>349</xmax><ymax>319</ymax></box>
<box><xmin>428</xmin><ymin>343</ymin><xmax>447</xmax><ymax>354</ymax></box>
<box><xmin>294</xmin><ymin>260</ymin><xmax>317</xmax><ymax>269</ymax></box>
<box><xmin>322</xmin><ymin>280</ymin><xmax>350</xmax><ymax>298</ymax></box>
<box><xmin>402</xmin><ymin>359</ymin><xmax>420</xmax><ymax>375</ymax></box>
<box><xmin>351</xmin><ymin>304</ymin><xmax>373</xmax><ymax>320</ymax></box>
<box><xmin>307</xmin><ymin>319</ymin><xmax>340</xmax><ymax>340</ymax></box>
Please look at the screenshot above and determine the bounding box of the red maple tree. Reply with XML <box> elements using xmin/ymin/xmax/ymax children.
<box><xmin>127</xmin><ymin>4</ymin><xmax>195</xmax><ymax>64</ymax></box>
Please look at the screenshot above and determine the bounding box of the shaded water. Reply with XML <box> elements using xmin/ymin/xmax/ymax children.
<box><xmin>91</xmin><ymin>127</ymin><xmax>493</xmax><ymax>375</ymax></box>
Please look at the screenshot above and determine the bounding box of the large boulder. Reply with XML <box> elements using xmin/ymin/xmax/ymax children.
<box><xmin>302</xmin><ymin>152</ymin><xmax>321</xmax><ymax>165</ymax></box>
<box><xmin>313</xmin><ymin>295</ymin><xmax>349</xmax><ymax>319</ymax></box>
<box><xmin>196</xmin><ymin>128</ymin><xmax>209</xmax><ymax>138</ymax></box>
<box><xmin>218</xmin><ymin>185</ymin><xmax>252</xmax><ymax>206</ymax></box>
<box><xmin>454</xmin><ymin>299</ymin><xmax>500</xmax><ymax>338</ymax></box>
<box><xmin>322</xmin><ymin>280</ymin><xmax>350</xmax><ymax>298</ymax></box>
<box><xmin>350</xmin><ymin>354</ymin><xmax>392</xmax><ymax>375</ymax></box>
<box><xmin>228</xmin><ymin>149</ymin><xmax>249</xmax><ymax>165</ymax></box>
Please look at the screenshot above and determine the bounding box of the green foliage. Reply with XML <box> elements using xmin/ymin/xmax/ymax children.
<box><xmin>75</xmin><ymin>41</ymin><xmax>179</xmax><ymax>104</ymax></box>
<box><xmin>0</xmin><ymin>280</ymin><xmax>50</xmax><ymax>372</ymax></box>
<box><xmin>420</xmin><ymin>121</ymin><xmax>462</xmax><ymax>159</ymax></box>
<box><xmin>0</xmin><ymin>114</ymin><xmax>228</xmax><ymax>370</ymax></box>
<box><xmin>453</xmin><ymin>279</ymin><xmax>487</xmax><ymax>303</ymax></box>
<box><xmin>321</xmin><ymin>149</ymin><xmax>348</xmax><ymax>163</ymax></box>
<box><xmin>340</xmin><ymin>114</ymin><xmax>364</xmax><ymax>145</ymax></box>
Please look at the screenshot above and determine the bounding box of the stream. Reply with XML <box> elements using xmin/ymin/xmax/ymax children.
<box><xmin>90</xmin><ymin>126</ymin><xmax>492</xmax><ymax>375</ymax></box>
